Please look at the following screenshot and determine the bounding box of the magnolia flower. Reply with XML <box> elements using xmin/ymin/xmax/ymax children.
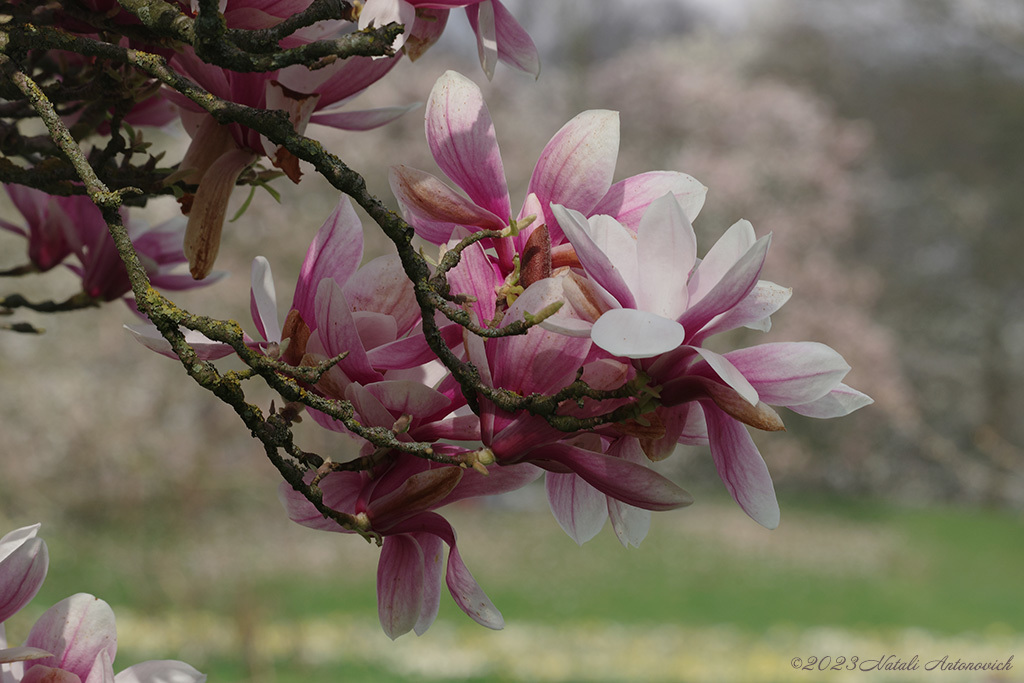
<box><xmin>547</xmin><ymin>193</ymin><xmax>872</xmax><ymax>528</ymax></box>
<box><xmin>1</xmin><ymin>525</ymin><xmax>204</xmax><ymax>683</ymax></box>
<box><xmin>358</xmin><ymin>0</ymin><xmax>539</xmax><ymax>79</ymax></box>
<box><xmin>1</xmin><ymin>186</ymin><xmax>75</xmax><ymax>273</ymax></box>
<box><xmin>1</xmin><ymin>187</ymin><xmax>218</xmax><ymax>302</ymax></box>
<box><xmin>390</xmin><ymin>70</ymin><xmax>707</xmax><ymax>279</ymax></box>
<box><xmin>3</xmin><ymin>594</ymin><xmax>205</xmax><ymax>683</ymax></box>
<box><xmin>167</xmin><ymin>0</ymin><xmax>414</xmax><ymax>279</ymax></box>
<box><xmin>279</xmin><ymin>457</ymin><xmax>540</xmax><ymax>638</ymax></box>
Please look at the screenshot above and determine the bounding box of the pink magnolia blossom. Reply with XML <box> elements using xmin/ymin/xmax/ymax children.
<box><xmin>0</xmin><ymin>525</ymin><xmax>48</xmax><ymax>625</ymax></box>
<box><xmin>444</xmin><ymin>246</ymin><xmax>693</xmax><ymax>514</ymax></box>
<box><xmin>1</xmin><ymin>187</ymin><xmax>75</xmax><ymax>273</ymax></box>
<box><xmin>390</xmin><ymin>70</ymin><xmax>707</xmax><ymax>278</ymax></box>
<box><xmin>1</xmin><ymin>187</ymin><xmax>219</xmax><ymax>302</ymax></box>
<box><xmin>279</xmin><ymin>457</ymin><xmax>540</xmax><ymax>638</ymax></box>
<box><xmin>359</xmin><ymin>0</ymin><xmax>539</xmax><ymax>79</ymax></box>
<box><xmin>2</xmin><ymin>594</ymin><xmax>205</xmax><ymax>683</ymax></box>
<box><xmin>0</xmin><ymin>525</ymin><xmax>204</xmax><ymax>683</ymax></box>
<box><xmin>167</xmin><ymin>0</ymin><xmax>415</xmax><ymax>278</ymax></box>
<box><xmin>550</xmin><ymin>193</ymin><xmax>872</xmax><ymax>528</ymax></box>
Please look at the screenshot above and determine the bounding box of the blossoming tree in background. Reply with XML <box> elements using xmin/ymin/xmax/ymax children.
<box><xmin>0</xmin><ymin>0</ymin><xmax>869</xmax><ymax>653</ymax></box>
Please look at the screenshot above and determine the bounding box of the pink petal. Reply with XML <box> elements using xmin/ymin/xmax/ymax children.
<box><xmin>490</xmin><ymin>0</ymin><xmax>540</xmax><ymax>77</ymax></box>
<box><xmin>123</xmin><ymin>324</ymin><xmax>234</xmax><ymax>361</ymax></box>
<box><xmin>725</xmin><ymin>342</ymin><xmax>851</xmax><ymax>406</ymax></box>
<box><xmin>445</xmin><ymin>233</ymin><xmax>506</xmax><ymax>327</ymax></box>
<box><xmin>692</xmin><ymin>280</ymin><xmax>792</xmax><ymax>344</ymax></box>
<box><xmin>592</xmin><ymin>171</ymin><xmax>707</xmax><ymax>232</ymax></box>
<box><xmin>310</xmin><ymin>103</ymin><xmax>420</xmax><ymax>131</ymax></box>
<box><xmin>277</xmin><ymin>481</ymin><xmax>349</xmax><ymax>533</ymax></box>
<box><xmin>545</xmin><ymin>472</ymin><xmax>608</xmax><ymax>545</ymax></box>
<box><xmin>365</xmin><ymin>323</ymin><xmax>463</xmax><ymax>370</ymax></box>
<box><xmin>377</xmin><ymin>535</ymin><xmax>425</xmax><ymax>640</ymax></box>
<box><xmin>636</xmin><ymin>193</ymin><xmax>697</xmax><ymax>320</ymax></box>
<box><xmin>687</xmin><ymin>219</ymin><xmax>756</xmax><ymax>304</ymax></box>
<box><xmin>389</xmin><ymin>166</ymin><xmax>506</xmax><ymax>244</ymax></box>
<box><xmin>467</xmin><ymin>0</ymin><xmax>497</xmax><ymax>79</ymax></box>
<box><xmin>314</xmin><ymin>279</ymin><xmax>381</xmax><ymax>384</ymax></box>
<box><xmin>425</xmin><ymin>71</ymin><xmax>511</xmax><ymax>221</ymax></box>
<box><xmin>249</xmin><ymin>256</ymin><xmax>280</xmax><ymax>343</ymax></box>
<box><xmin>679</xmin><ymin>234</ymin><xmax>771</xmax><ymax>337</ymax></box>
<box><xmin>363</xmin><ymin>380</ymin><xmax>452</xmax><ymax>420</ymax></box>
<box><xmin>25</xmin><ymin>594</ymin><xmax>117</xmax><ymax>683</ymax></box>
<box><xmin>405</xmin><ymin>9</ymin><xmax>449</xmax><ymax>62</ymax></box>
<box><xmin>0</xmin><ymin>525</ymin><xmax>48</xmax><ymax>624</ymax></box>
<box><xmin>551</xmin><ymin>204</ymin><xmax>636</xmax><ymax>309</ymax></box>
<box><xmin>591</xmin><ymin>308</ymin><xmax>685</xmax><ymax>359</ymax></box>
<box><xmin>439</xmin><ymin>462</ymin><xmax>542</xmax><ymax>505</ymax></box>
<box><xmin>703</xmin><ymin>405</ymin><xmax>780</xmax><ymax>529</ymax></box>
<box><xmin>410</xmin><ymin>533</ymin><xmax>443</xmax><ymax>636</ymax></box>
<box><xmin>531</xmin><ymin>443</ymin><xmax>693</xmax><ymax>511</ymax></box>
<box><xmin>370</xmin><ymin>468</ymin><xmax>464</xmax><ymax>528</ymax></box>
<box><xmin>788</xmin><ymin>383</ymin><xmax>874</xmax><ymax>418</ymax></box>
<box><xmin>605</xmin><ymin>439</ymin><xmax>652</xmax><ymax>548</ymax></box>
<box><xmin>529</xmin><ymin>110</ymin><xmax>619</xmax><ymax>241</ymax></box>
<box><xmin>293</xmin><ymin>198</ymin><xmax>364</xmax><ymax>326</ymax></box>
<box><xmin>490</xmin><ymin>278</ymin><xmax>592</xmax><ymax>394</ymax></box>
<box><xmin>691</xmin><ymin>346</ymin><xmax>759</xmax><ymax>406</ymax></box>
<box><xmin>358</xmin><ymin>0</ymin><xmax>416</xmax><ymax>52</ymax></box>
<box><xmin>352</xmin><ymin>311</ymin><xmax>399</xmax><ymax>351</ymax></box>
<box><xmin>344</xmin><ymin>254</ymin><xmax>421</xmax><ymax>336</ymax></box>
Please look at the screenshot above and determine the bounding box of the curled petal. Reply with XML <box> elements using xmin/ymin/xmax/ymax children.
<box><xmin>389</xmin><ymin>165</ymin><xmax>506</xmax><ymax>244</ymax></box>
<box><xmin>359</xmin><ymin>0</ymin><xmax>416</xmax><ymax>52</ymax></box>
<box><xmin>370</xmin><ymin>468</ymin><xmax>464</xmax><ymax>528</ymax></box>
<box><xmin>490</xmin><ymin>0</ymin><xmax>540</xmax><ymax>77</ymax></box>
<box><xmin>694</xmin><ymin>280</ymin><xmax>792</xmax><ymax>343</ymax></box>
<box><xmin>406</xmin><ymin>9</ymin><xmax>449</xmax><ymax>61</ymax></box>
<box><xmin>687</xmin><ymin>219</ymin><xmax>757</xmax><ymax>304</ymax></box>
<box><xmin>184</xmin><ymin>149</ymin><xmax>257</xmax><ymax>280</ymax></box>
<box><xmin>552</xmin><ymin>204</ymin><xmax>636</xmax><ymax>309</ymax></box>
<box><xmin>606</xmin><ymin>439</ymin><xmax>652</xmax><ymax>548</ymax></box>
<box><xmin>388</xmin><ymin>513</ymin><xmax>504</xmax><ymax>631</ymax></box>
<box><xmin>410</xmin><ymin>533</ymin><xmax>443</xmax><ymax>636</ymax></box>
<box><xmin>467</xmin><ymin>0</ymin><xmax>497</xmax><ymax>79</ymax></box>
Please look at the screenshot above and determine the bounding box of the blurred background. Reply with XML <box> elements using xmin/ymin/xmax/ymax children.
<box><xmin>2</xmin><ymin>0</ymin><xmax>1023</xmax><ymax>680</ymax></box>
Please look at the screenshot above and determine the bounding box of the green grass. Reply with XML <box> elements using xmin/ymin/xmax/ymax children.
<box><xmin>7</xmin><ymin>494</ymin><xmax>1023</xmax><ymax>681</ymax></box>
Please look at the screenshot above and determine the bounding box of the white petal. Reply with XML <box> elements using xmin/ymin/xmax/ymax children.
<box><xmin>591</xmin><ymin>308</ymin><xmax>684</xmax><ymax>359</ymax></box>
